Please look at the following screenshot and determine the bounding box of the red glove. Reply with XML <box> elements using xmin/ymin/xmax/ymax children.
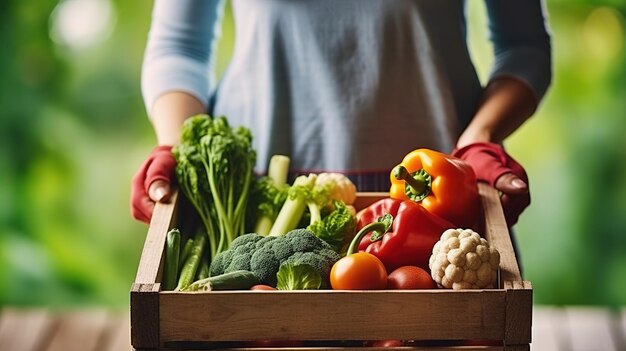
<box><xmin>131</xmin><ymin>145</ymin><xmax>176</xmax><ymax>223</ymax></box>
<box><xmin>452</xmin><ymin>142</ymin><xmax>530</xmax><ymax>226</ymax></box>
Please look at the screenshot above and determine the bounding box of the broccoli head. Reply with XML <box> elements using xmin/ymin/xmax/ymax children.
<box><xmin>209</xmin><ymin>233</ymin><xmax>267</xmax><ymax>276</ymax></box>
<box><xmin>210</xmin><ymin>229</ymin><xmax>341</xmax><ymax>288</ymax></box>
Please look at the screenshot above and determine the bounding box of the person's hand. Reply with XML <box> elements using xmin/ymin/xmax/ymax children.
<box><xmin>452</xmin><ymin>142</ymin><xmax>530</xmax><ymax>226</ymax></box>
<box><xmin>131</xmin><ymin>145</ymin><xmax>176</xmax><ymax>223</ymax></box>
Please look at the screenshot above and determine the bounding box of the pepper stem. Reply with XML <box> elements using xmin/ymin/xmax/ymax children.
<box><xmin>346</xmin><ymin>215</ymin><xmax>393</xmax><ymax>256</ymax></box>
<box><xmin>392</xmin><ymin>165</ymin><xmax>432</xmax><ymax>202</ymax></box>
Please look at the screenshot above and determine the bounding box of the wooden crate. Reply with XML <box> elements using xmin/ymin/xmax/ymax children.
<box><xmin>130</xmin><ymin>183</ymin><xmax>532</xmax><ymax>350</ymax></box>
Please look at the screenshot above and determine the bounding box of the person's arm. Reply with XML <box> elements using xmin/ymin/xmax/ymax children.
<box><xmin>456</xmin><ymin>0</ymin><xmax>552</xmax><ymax>193</ymax></box>
<box><xmin>456</xmin><ymin>76</ymin><xmax>537</xmax><ymax>149</ymax></box>
<box><xmin>151</xmin><ymin>92</ymin><xmax>206</xmax><ymax>146</ymax></box>
<box><xmin>144</xmin><ymin>92</ymin><xmax>206</xmax><ymax>205</ymax></box>
<box><xmin>141</xmin><ymin>0</ymin><xmax>226</xmax><ymax>137</ymax></box>
<box><xmin>131</xmin><ymin>0</ymin><xmax>225</xmax><ymax>222</ymax></box>
<box><xmin>456</xmin><ymin>76</ymin><xmax>537</xmax><ymax>194</ymax></box>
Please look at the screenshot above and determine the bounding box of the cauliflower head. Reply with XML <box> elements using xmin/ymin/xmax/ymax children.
<box><xmin>315</xmin><ymin>172</ymin><xmax>357</xmax><ymax>205</ymax></box>
<box><xmin>429</xmin><ymin>228</ymin><xmax>500</xmax><ymax>289</ymax></box>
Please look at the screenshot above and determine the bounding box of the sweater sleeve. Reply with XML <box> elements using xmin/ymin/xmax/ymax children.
<box><xmin>141</xmin><ymin>0</ymin><xmax>225</xmax><ymax>116</ymax></box>
<box><xmin>484</xmin><ymin>0</ymin><xmax>552</xmax><ymax>101</ymax></box>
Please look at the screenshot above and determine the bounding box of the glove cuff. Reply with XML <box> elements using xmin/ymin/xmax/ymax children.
<box><xmin>452</xmin><ymin>142</ymin><xmax>515</xmax><ymax>187</ymax></box>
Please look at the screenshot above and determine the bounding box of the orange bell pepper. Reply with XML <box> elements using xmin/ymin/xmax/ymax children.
<box><xmin>389</xmin><ymin>148</ymin><xmax>480</xmax><ymax>229</ymax></box>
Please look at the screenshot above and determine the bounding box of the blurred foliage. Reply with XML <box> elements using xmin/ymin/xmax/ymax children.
<box><xmin>0</xmin><ymin>0</ymin><xmax>625</xmax><ymax>308</ymax></box>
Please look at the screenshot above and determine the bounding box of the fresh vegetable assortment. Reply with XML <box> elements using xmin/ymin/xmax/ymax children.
<box><xmin>163</xmin><ymin>116</ymin><xmax>500</xmax><ymax>296</ymax></box>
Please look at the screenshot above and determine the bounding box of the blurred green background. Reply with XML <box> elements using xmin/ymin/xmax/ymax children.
<box><xmin>1</xmin><ymin>0</ymin><xmax>625</xmax><ymax>308</ymax></box>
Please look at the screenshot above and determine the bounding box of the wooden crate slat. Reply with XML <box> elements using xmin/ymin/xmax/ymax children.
<box><xmin>130</xmin><ymin>283</ymin><xmax>160</xmax><ymax>349</ymax></box>
<box><xmin>159</xmin><ymin>290</ymin><xmax>506</xmax><ymax>343</ymax></box>
<box><xmin>503</xmin><ymin>280</ymin><xmax>532</xmax><ymax>345</ymax></box>
<box><xmin>564</xmin><ymin>307</ymin><xmax>619</xmax><ymax>351</ymax></box>
<box><xmin>43</xmin><ymin>309</ymin><xmax>109</xmax><ymax>351</ymax></box>
<box><xmin>353</xmin><ymin>192</ymin><xmax>387</xmax><ymax>210</ymax></box>
<box><xmin>134</xmin><ymin>191</ymin><xmax>178</xmax><ymax>284</ymax></box>
<box><xmin>0</xmin><ymin>309</ymin><xmax>56</xmax><ymax>351</ymax></box>
<box><xmin>478</xmin><ymin>183</ymin><xmax>521</xmax><ymax>283</ymax></box>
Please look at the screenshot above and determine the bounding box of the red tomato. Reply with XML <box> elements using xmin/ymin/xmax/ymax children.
<box><xmin>250</xmin><ymin>284</ymin><xmax>276</xmax><ymax>290</ymax></box>
<box><xmin>387</xmin><ymin>265</ymin><xmax>436</xmax><ymax>289</ymax></box>
<box><xmin>330</xmin><ymin>252</ymin><xmax>388</xmax><ymax>290</ymax></box>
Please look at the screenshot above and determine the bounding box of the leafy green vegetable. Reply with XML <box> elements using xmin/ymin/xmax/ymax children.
<box><xmin>173</xmin><ymin>114</ymin><xmax>256</xmax><ymax>259</ymax></box>
<box><xmin>276</xmin><ymin>263</ymin><xmax>322</xmax><ymax>290</ymax></box>
<box><xmin>307</xmin><ymin>200</ymin><xmax>357</xmax><ymax>253</ymax></box>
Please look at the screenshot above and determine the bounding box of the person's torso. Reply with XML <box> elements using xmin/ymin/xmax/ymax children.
<box><xmin>212</xmin><ymin>0</ymin><xmax>483</xmax><ymax>179</ymax></box>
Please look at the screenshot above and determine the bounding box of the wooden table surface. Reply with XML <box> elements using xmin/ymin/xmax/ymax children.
<box><xmin>1</xmin><ymin>306</ymin><xmax>625</xmax><ymax>350</ymax></box>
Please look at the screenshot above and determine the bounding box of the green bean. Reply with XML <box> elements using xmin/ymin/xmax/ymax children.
<box><xmin>163</xmin><ymin>228</ymin><xmax>181</xmax><ymax>291</ymax></box>
<box><xmin>179</xmin><ymin>237</ymin><xmax>195</xmax><ymax>264</ymax></box>
<box><xmin>175</xmin><ymin>232</ymin><xmax>206</xmax><ymax>291</ymax></box>
<box><xmin>196</xmin><ymin>254</ymin><xmax>210</xmax><ymax>281</ymax></box>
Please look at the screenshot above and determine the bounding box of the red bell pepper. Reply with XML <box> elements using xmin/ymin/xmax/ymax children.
<box><xmin>389</xmin><ymin>148</ymin><xmax>481</xmax><ymax>229</ymax></box>
<box><xmin>357</xmin><ymin>198</ymin><xmax>454</xmax><ymax>272</ymax></box>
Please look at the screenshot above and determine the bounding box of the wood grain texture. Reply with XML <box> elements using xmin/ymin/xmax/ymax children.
<box><xmin>0</xmin><ymin>308</ymin><xmax>55</xmax><ymax>351</ymax></box>
<box><xmin>134</xmin><ymin>191</ymin><xmax>178</xmax><ymax>285</ymax></box>
<box><xmin>478</xmin><ymin>183</ymin><xmax>522</xmax><ymax>283</ymax></box>
<box><xmin>130</xmin><ymin>283</ymin><xmax>160</xmax><ymax>349</ymax></box>
<box><xmin>159</xmin><ymin>290</ymin><xmax>506</xmax><ymax>343</ymax></box>
<box><xmin>42</xmin><ymin>310</ymin><xmax>109</xmax><ymax>351</ymax></box>
<box><xmin>8</xmin><ymin>306</ymin><xmax>619</xmax><ymax>350</ymax></box>
<box><xmin>353</xmin><ymin>192</ymin><xmax>388</xmax><ymax>210</ymax></box>
<box><xmin>102</xmin><ymin>312</ymin><xmax>133</xmax><ymax>351</ymax></box>
<box><xmin>503</xmin><ymin>281</ymin><xmax>532</xmax><ymax>345</ymax></box>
